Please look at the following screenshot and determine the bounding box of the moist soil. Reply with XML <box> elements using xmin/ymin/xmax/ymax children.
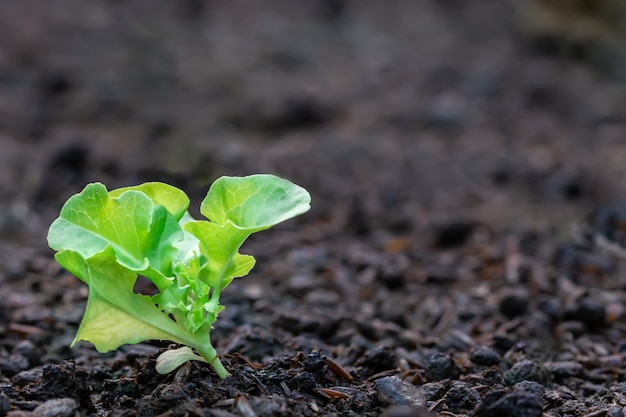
<box><xmin>3</xmin><ymin>1</ymin><xmax>626</xmax><ymax>416</ymax></box>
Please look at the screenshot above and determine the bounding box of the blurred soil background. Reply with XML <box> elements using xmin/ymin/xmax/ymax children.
<box><xmin>3</xmin><ymin>1</ymin><xmax>626</xmax><ymax>416</ymax></box>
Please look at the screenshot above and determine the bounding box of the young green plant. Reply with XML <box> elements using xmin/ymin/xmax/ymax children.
<box><xmin>47</xmin><ymin>174</ymin><xmax>311</xmax><ymax>378</ymax></box>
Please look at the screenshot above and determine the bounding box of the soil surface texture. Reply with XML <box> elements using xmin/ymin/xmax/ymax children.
<box><xmin>3</xmin><ymin>1</ymin><xmax>626</xmax><ymax>416</ymax></box>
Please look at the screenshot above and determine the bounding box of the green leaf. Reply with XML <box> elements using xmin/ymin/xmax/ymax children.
<box><xmin>224</xmin><ymin>253</ymin><xmax>256</xmax><ymax>289</ymax></box>
<box><xmin>55</xmin><ymin>249</ymin><xmax>194</xmax><ymax>352</ymax></box>
<box><xmin>47</xmin><ymin>182</ymin><xmax>184</xmax><ymax>289</ymax></box>
<box><xmin>201</xmin><ymin>174</ymin><xmax>311</xmax><ymax>230</ymax></box>
<box><xmin>109</xmin><ymin>182</ymin><xmax>190</xmax><ymax>221</ymax></box>
<box><xmin>142</xmin><ymin>205</ymin><xmax>185</xmax><ymax>286</ymax></box>
<box><xmin>184</xmin><ymin>221</ymin><xmax>251</xmax><ymax>288</ymax></box>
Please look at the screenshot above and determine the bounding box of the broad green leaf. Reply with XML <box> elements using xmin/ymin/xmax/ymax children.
<box><xmin>48</xmin><ymin>183</ymin><xmax>131</xmax><ymax>263</ymax></box>
<box><xmin>55</xmin><ymin>249</ymin><xmax>196</xmax><ymax>352</ymax></box>
<box><xmin>141</xmin><ymin>205</ymin><xmax>185</xmax><ymax>287</ymax></box>
<box><xmin>110</xmin><ymin>182</ymin><xmax>190</xmax><ymax>221</ymax></box>
<box><xmin>184</xmin><ymin>221</ymin><xmax>252</xmax><ymax>288</ymax></box>
<box><xmin>201</xmin><ymin>174</ymin><xmax>311</xmax><ymax>230</ymax></box>
<box><xmin>47</xmin><ymin>183</ymin><xmax>184</xmax><ymax>289</ymax></box>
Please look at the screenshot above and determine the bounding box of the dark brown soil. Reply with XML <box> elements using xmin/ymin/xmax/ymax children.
<box><xmin>3</xmin><ymin>1</ymin><xmax>626</xmax><ymax>416</ymax></box>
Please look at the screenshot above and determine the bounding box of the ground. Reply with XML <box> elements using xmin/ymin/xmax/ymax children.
<box><xmin>2</xmin><ymin>1</ymin><xmax>626</xmax><ymax>416</ymax></box>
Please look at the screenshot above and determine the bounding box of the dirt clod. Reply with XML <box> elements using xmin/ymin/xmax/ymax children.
<box><xmin>474</xmin><ymin>388</ymin><xmax>543</xmax><ymax>417</ymax></box>
<box><xmin>374</xmin><ymin>377</ymin><xmax>427</xmax><ymax>407</ymax></box>
<box><xmin>33</xmin><ymin>398</ymin><xmax>78</xmax><ymax>417</ymax></box>
<box><xmin>424</xmin><ymin>352</ymin><xmax>462</xmax><ymax>382</ymax></box>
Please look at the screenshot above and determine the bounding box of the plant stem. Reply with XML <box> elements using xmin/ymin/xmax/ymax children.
<box><xmin>196</xmin><ymin>343</ymin><xmax>229</xmax><ymax>379</ymax></box>
<box><xmin>210</xmin><ymin>355</ymin><xmax>229</xmax><ymax>379</ymax></box>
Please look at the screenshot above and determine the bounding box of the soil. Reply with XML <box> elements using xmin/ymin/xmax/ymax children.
<box><xmin>3</xmin><ymin>1</ymin><xmax>626</xmax><ymax>416</ymax></box>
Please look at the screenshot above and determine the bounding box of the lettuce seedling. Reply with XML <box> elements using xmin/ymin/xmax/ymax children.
<box><xmin>47</xmin><ymin>174</ymin><xmax>310</xmax><ymax>378</ymax></box>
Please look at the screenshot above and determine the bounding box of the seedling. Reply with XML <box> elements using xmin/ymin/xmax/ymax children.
<box><xmin>47</xmin><ymin>174</ymin><xmax>311</xmax><ymax>378</ymax></box>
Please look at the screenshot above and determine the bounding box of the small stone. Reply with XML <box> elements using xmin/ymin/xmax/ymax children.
<box><xmin>537</xmin><ymin>298</ymin><xmax>561</xmax><ymax>323</ymax></box>
<box><xmin>155</xmin><ymin>383</ymin><xmax>188</xmax><ymax>401</ymax></box>
<box><xmin>419</xmin><ymin>382</ymin><xmax>446</xmax><ymax>401</ymax></box>
<box><xmin>503</xmin><ymin>360</ymin><xmax>544</xmax><ymax>385</ymax></box>
<box><xmin>12</xmin><ymin>341</ymin><xmax>38</xmax><ymax>366</ymax></box>
<box><xmin>475</xmin><ymin>388</ymin><xmax>543</xmax><ymax>417</ymax></box>
<box><xmin>444</xmin><ymin>381</ymin><xmax>481</xmax><ymax>414</ymax></box>
<box><xmin>499</xmin><ymin>291</ymin><xmax>529</xmax><ymax>319</ymax></box>
<box><xmin>544</xmin><ymin>390</ymin><xmax>567</xmax><ymax>406</ymax></box>
<box><xmin>0</xmin><ymin>354</ymin><xmax>29</xmax><ymax>377</ymax></box>
<box><xmin>559</xmin><ymin>399</ymin><xmax>587</xmax><ymax>415</ymax></box>
<box><xmin>481</xmin><ymin>368</ymin><xmax>504</xmax><ymax>386</ymax></box>
<box><xmin>375</xmin><ymin>376</ymin><xmax>427</xmax><ymax>407</ymax></box>
<box><xmin>357</xmin><ymin>346</ymin><xmax>397</xmax><ymax>378</ymax></box>
<box><xmin>607</xmin><ymin>406</ymin><xmax>624</xmax><ymax>417</ymax></box>
<box><xmin>12</xmin><ymin>367</ymin><xmax>43</xmax><ymax>387</ymax></box>
<box><xmin>575</xmin><ymin>298</ymin><xmax>607</xmax><ymax>329</ymax></box>
<box><xmin>513</xmin><ymin>380</ymin><xmax>545</xmax><ymax>399</ymax></box>
<box><xmin>425</xmin><ymin>352</ymin><xmax>461</xmax><ymax>381</ymax></box>
<box><xmin>431</xmin><ymin>220</ymin><xmax>476</xmax><ymax>248</ymax></box>
<box><xmin>470</xmin><ymin>346</ymin><xmax>502</xmax><ymax>366</ymax></box>
<box><xmin>33</xmin><ymin>398</ymin><xmax>78</xmax><ymax>417</ymax></box>
<box><xmin>545</xmin><ymin>361</ymin><xmax>583</xmax><ymax>378</ymax></box>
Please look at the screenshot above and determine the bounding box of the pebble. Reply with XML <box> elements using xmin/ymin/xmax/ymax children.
<box><xmin>474</xmin><ymin>388</ymin><xmax>543</xmax><ymax>417</ymax></box>
<box><xmin>545</xmin><ymin>361</ymin><xmax>583</xmax><ymax>378</ymax></box>
<box><xmin>513</xmin><ymin>380</ymin><xmax>545</xmax><ymax>399</ymax></box>
<box><xmin>558</xmin><ymin>399</ymin><xmax>587</xmax><ymax>415</ymax></box>
<box><xmin>0</xmin><ymin>354</ymin><xmax>29</xmax><ymax>377</ymax></box>
<box><xmin>425</xmin><ymin>352</ymin><xmax>461</xmax><ymax>381</ymax></box>
<box><xmin>499</xmin><ymin>290</ymin><xmax>529</xmax><ymax>319</ymax></box>
<box><xmin>575</xmin><ymin>298</ymin><xmax>607</xmax><ymax>329</ymax></box>
<box><xmin>537</xmin><ymin>298</ymin><xmax>561</xmax><ymax>323</ymax></box>
<box><xmin>357</xmin><ymin>346</ymin><xmax>397</xmax><ymax>377</ymax></box>
<box><xmin>12</xmin><ymin>367</ymin><xmax>43</xmax><ymax>387</ymax></box>
<box><xmin>374</xmin><ymin>376</ymin><xmax>427</xmax><ymax>407</ymax></box>
<box><xmin>419</xmin><ymin>382</ymin><xmax>446</xmax><ymax>401</ymax></box>
<box><xmin>503</xmin><ymin>360</ymin><xmax>545</xmax><ymax>385</ymax></box>
<box><xmin>12</xmin><ymin>341</ymin><xmax>39</xmax><ymax>366</ymax></box>
<box><xmin>154</xmin><ymin>383</ymin><xmax>188</xmax><ymax>401</ymax></box>
<box><xmin>470</xmin><ymin>346</ymin><xmax>502</xmax><ymax>366</ymax></box>
<box><xmin>33</xmin><ymin>398</ymin><xmax>78</xmax><ymax>417</ymax></box>
<box><xmin>607</xmin><ymin>406</ymin><xmax>625</xmax><ymax>417</ymax></box>
<box><xmin>444</xmin><ymin>381</ymin><xmax>481</xmax><ymax>414</ymax></box>
<box><xmin>431</xmin><ymin>220</ymin><xmax>476</xmax><ymax>248</ymax></box>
